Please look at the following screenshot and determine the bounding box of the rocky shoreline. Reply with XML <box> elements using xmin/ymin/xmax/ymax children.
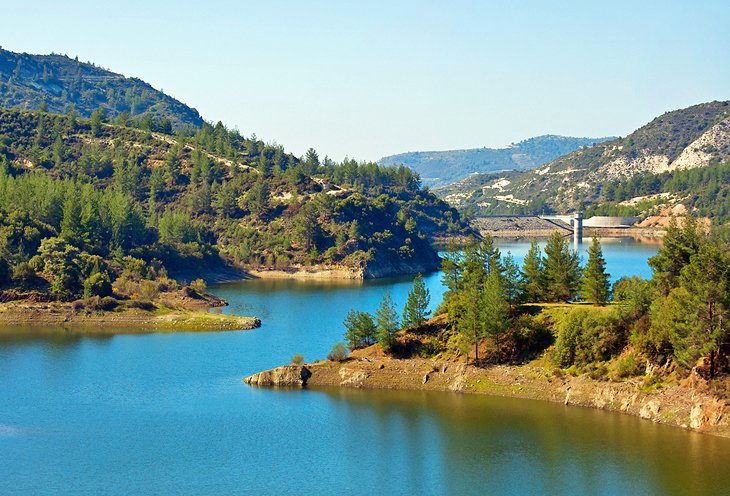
<box><xmin>244</xmin><ymin>357</ymin><xmax>729</xmax><ymax>438</ymax></box>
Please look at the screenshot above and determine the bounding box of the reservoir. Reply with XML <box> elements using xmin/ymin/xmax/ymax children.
<box><xmin>1</xmin><ymin>237</ymin><xmax>728</xmax><ymax>495</ymax></box>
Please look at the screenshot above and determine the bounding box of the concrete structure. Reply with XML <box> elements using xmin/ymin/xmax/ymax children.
<box><xmin>582</xmin><ymin>216</ymin><xmax>639</xmax><ymax>228</ymax></box>
<box><xmin>572</xmin><ymin>212</ymin><xmax>583</xmax><ymax>246</ymax></box>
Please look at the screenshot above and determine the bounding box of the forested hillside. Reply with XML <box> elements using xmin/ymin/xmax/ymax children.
<box><xmin>0</xmin><ymin>48</ymin><xmax>203</xmax><ymax>129</ymax></box>
<box><xmin>380</xmin><ymin>135</ymin><xmax>612</xmax><ymax>188</ymax></box>
<box><xmin>0</xmin><ymin>107</ymin><xmax>467</xmax><ymax>298</ymax></box>
<box><xmin>449</xmin><ymin>101</ymin><xmax>730</xmax><ymax>218</ymax></box>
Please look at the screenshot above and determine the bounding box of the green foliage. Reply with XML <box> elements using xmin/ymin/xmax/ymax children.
<box><xmin>402</xmin><ymin>273</ymin><xmax>431</xmax><ymax>328</ymax></box>
<box><xmin>375</xmin><ymin>292</ymin><xmax>400</xmax><ymax>352</ymax></box>
<box><xmin>291</xmin><ymin>354</ymin><xmax>304</xmax><ymax>365</ymax></box>
<box><xmin>542</xmin><ymin>232</ymin><xmax>581</xmax><ymax>302</ymax></box>
<box><xmin>553</xmin><ymin>307</ymin><xmax>625</xmax><ymax>367</ymax></box>
<box><xmin>83</xmin><ymin>271</ymin><xmax>112</xmax><ymax>298</ymax></box>
<box><xmin>343</xmin><ymin>309</ymin><xmax>377</xmax><ymax>350</ymax></box>
<box><xmin>11</xmin><ymin>261</ymin><xmax>36</xmax><ymax>285</ymax></box>
<box><xmin>0</xmin><ymin>106</ymin><xmax>464</xmax><ymax>298</ymax></box>
<box><xmin>581</xmin><ymin>237</ymin><xmax>611</xmax><ymax>305</ymax></box>
<box><xmin>613</xmin><ymin>276</ymin><xmax>652</xmax><ymax>318</ymax></box>
<box><xmin>0</xmin><ymin>47</ymin><xmax>204</xmax><ymax>129</ymax></box>
<box><xmin>648</xmin><ymin>216</ymin><xmax>703</xmax><ymax>295</ymax></box>
<box><xmin>520</xmin><ymin>238</ymin><xmax>544</xmax><ymax>302</ymax></box>
<box><xmin>482</xmin><ymin>269</ymin><xmax>511</xmax><ymax>356</ymax></box>
<box><xmin>189</xmin><ymin>278</ymin><xmax>207</xmax><ymax>294</ymax></box>
<box><xmin>35</xmin><ymin>237</ymin><xmax>81</xmax><ymax>296</ymax></box>
<box><xmin>327</xmin><ymin>342</ymin><xmax>348</xmax><ymax>362</ymax></box>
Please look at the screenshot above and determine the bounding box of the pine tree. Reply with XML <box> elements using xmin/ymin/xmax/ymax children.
<box><xmin>542</xmin><ymin>232</ymin><xmax>581</xmax><ymax>302</ymax></box>
<box><xmin>521</xmin><ymin>238</ymin><xmax>544</xmax><ymax>302</ymax></box>
<box><xmin>581</xmin><ymin>237</ymin><xmax>611</xmax><ymax>305</ymax></box>
<box><xmin>60</xmin><ymin>190</ymin><xmax>83</xmax><ymax>244</ymax></box>
<box><xmin>375</xmin><ymin>292</ymin><xmax>400</xmax><ymax>352</ymax></box>
<box><xmin>343</xmin><ymin>309</ymin><xmax>377</xmax><ymax>349</ymax></box>
<box><xmin>482</xmin><ymin>269</ymin><xmax>510</xmax><ymax>360</ymax></box>
<box><xmin>502</xmin><ymin>252</ymin><xmax>522</xmax><ymax>308</ymax></box>
<box><xmin>402</xmin><ymin>273</ymin><xmax>431</xmax><ymax>328</ymax></box>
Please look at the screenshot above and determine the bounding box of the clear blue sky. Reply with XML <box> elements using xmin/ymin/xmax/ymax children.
<box><xmin>2</xmin><ymin>0</ymin><xmax>728</xmax><ymax>161</ymax></box>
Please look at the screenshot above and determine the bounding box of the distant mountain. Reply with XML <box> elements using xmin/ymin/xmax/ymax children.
<box><xmin>0</xmin><ymin>48</ymin><xmax>203</xmax><ymax>129</ymax></box>
<box><xmin>379</xmin><ymin>135</ymin><xmax>614</xmax><ymax>188</ymax></box>
<box><xmin>448</xmin><ymin>101</ymin><xmax>730</xmax><ymax>218</ymax></box>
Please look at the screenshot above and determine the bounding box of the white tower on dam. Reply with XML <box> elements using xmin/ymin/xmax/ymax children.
<box><xmin>572</xmin><ymin>212</ymin><xmax>583</xmax><ymax>247</ymax></box>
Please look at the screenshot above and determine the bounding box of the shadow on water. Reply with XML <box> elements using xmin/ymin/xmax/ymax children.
<box><xmin>309</xmin><ymin>387</ymin><xmax>730</xmax><ymax>496</ymax></box>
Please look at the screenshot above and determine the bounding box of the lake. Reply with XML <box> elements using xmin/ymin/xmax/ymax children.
<box><xmin>1</xmin><ymin>237</ymin><xmax>729</xmax><ymax>495</ymax></box>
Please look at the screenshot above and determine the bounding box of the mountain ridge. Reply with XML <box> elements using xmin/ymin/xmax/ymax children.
<box><xmin>379</xmin><ymin>134</ymin><xmax>614</xmax><ymax>188</ymax></box>
<box><xmin>0</xmin><ymin>48</ymin><xmax>203</xmax><ymax>129</ymax></box>
<box><xmin>442</xmin><ymin>101</ymin><xmax>730</xmax><ymax>218</ymax></box>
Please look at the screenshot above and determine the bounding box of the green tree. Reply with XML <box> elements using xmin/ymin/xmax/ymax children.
<box><xmin>60</xmin><ymin>190</ymin><xmax>83</xmax><ymax>244</ymax></box>
<box><xmin>520</xmin><ymin>238</ymin><xmax>544</xmax><ymax>302</ymax></box>
<box><xmin>402</xmin><ymin>273</ymin><xmax>431</xmax><ymax>328</ymax></box>
<box><xmin>90</xmin><ymin>106</ymin><xmax>106</xmax><ymax>137</ymax></box>
<box><xmin>581</xmin><ymin>237</ymin><xmax>611</xmax><ymax>305</ymax></box>
<box><xmin>343</xmin><ymin>309</ymin><xmax>377</xmax><ymax>349</ymax></box>
<box><xmin>375</xmin><ymin>291</ymin><xmax>400</xmax><ymax>352</ymax></box>
<box><xmin>83</xmin><ymin>271</ymin><xmax>113</xmax><ymax>298</ymax></box>
<box><xmin>36</xmin><ymin>237</ymin><xmax>81</xmax><ymax>296</ymax></box>
<box><xmin>482</xmin><ymin>269</ymin><xmax>511</xmax><ymax>360</ymax></box>
<box><xmin>648</xmin><ymin>216</ymin><xmax>702</xmax><ymax>295</ymax></box>
<box><xmin>542</xmin><ymin>232</ymin><xmax>581</xmax><ymax>302</ymax></box>
<box><xmin>502</xmin><ymin>252</ymin><xmax>522</xmax><ymax>308</ymax></box>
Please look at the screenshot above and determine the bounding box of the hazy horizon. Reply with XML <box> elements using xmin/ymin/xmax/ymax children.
<box><xmin>2</xmin><ymin>0</ymin><xmax>728</xmax><ymax>161</ymax></box>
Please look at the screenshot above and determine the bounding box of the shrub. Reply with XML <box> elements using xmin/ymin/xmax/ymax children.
<box><xmin>553</xmin><ymin>307</ymin><xmax>625</xmax><ymax>367</ymax></box>
<box><xmin>291</xmin><ymin>354</ymin><xmax>304</xmax><ymax>365</ymax></box>
<box><xmin>327</xmin><ymin>342</ymin><xmax>348</xmax><ymax>361</ymax></box>
<box><xmin>126</xmin><ymin>300</ymin><xmax>155</xmax><ymax>311</ymax></box>
<box><xmin>189</xmin><ymin>278</ymin><xmax>207</xmax><ymax>294</ymax></box>
<box><xmin>12</xmin><ymin>262</ymin><xmax>36</xmax><ymax>285</ymax></box>
<box><xmin>83</xmin><ymin>272</ymin><xmax>113</xmax><ymax>298</ymax></box>
<box><xmin>85</xmin><ymin>296</ymin><xmax>119</xmax><ymax>312</ymax></box>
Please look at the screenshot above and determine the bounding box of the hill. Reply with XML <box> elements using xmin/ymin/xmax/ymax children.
<box><xmin>448</xmin><ymin>101</ymin><xmax>730</xmax><ymax>220</ymax></box>
<box><xmin>0</xmin><ymin>48</ymin><xmax>203</xmax><ymax>130</ymax></box>
<box><xmin>379</xmin><ymin>135</ymin><xmax>613</xmax><ymax>188</ymax></box>
<box><xmin>0</xmin><ymin>107</ymin><xmax>468</xmax><ymax>302</ymax></box>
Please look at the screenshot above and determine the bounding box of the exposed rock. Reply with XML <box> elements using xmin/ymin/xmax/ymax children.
<box><xmin>690</xmin><ymin>399</ymin><xmax>726</xmax><ymax>430</ymax></box>
<box><xmin>339</xmin><ymin>367</ymin><xmax>368</xmax><ymax>387</ymax></box>
<box><xmin>640</xmin><ymin>400</ymin><xmax>661</xmax><ymax>420</ymax></box>
<box><xmin>244</xmin><ymin>365</ymin><xmax>312</xmax><ymax>387</ymax></box>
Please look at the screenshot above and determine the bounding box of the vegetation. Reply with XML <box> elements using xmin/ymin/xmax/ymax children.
<box><xmin>338</xmin><ymin>222</ymin><xmax>730</xmax><ymax>387</ymax></box>
<box><xmin>375</xmin><ymin>292</ymin><xmax>400</xmax><ymax>352</ymax></box>
<box><xmin>0</xmin><ymin>48</ymin><xmax>203</xmax><ymax>129</ymax></box>
<box><xmin>327</xmin><ymin>343</ymin><xmax>348</xmax><ymax>362</ymax></box>
<box><xmin>0</xmin><ymin>106</ymin><xmax>467</xmax><ymax>303</ymax></box>
<box><xmin>444</xmin><ymin>101</ymin><xmax>730</xmax><ymax>217</ymax></box>
<box><xmin>402</xmin><ymin>273</ymin><xmax>430</xmax><ymax>328</ymax></box>
<box><xmin>381</xmin><ymin>135</ymin><xmax>612</xmax><ymax>188</ymax></box>
<box><xmin>581</xmin><ymin>237</ymin><xmax>611</xmax><ymax>305</ymax></box>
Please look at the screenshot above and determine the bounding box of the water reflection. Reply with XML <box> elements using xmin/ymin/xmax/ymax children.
<box><xmin>313</xmin><ymin>387</ymin><xmax>730</xmax><ymax>496</ymax></box>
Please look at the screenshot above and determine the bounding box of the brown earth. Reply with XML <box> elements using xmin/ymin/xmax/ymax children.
<box><xmin>245</xmin><ymin>353</ymin><xmax>730</xmax><ymax>438</ymax></box>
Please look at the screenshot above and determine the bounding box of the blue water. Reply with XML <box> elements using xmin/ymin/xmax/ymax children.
<box><xmin>1</xmin><ymin>238</ymin><xmax>729</xmax><ymax>495</ymax></box>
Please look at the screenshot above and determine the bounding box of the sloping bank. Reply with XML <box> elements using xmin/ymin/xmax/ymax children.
<box><xmin>0</xmin><ymin>299</ymin><xmax>260</xmax><ymax>332</ymax></box>
<box><xmin>244</xmin><ymin>357</ymin><xmax>729</xmax><ymax>438</ymax></box>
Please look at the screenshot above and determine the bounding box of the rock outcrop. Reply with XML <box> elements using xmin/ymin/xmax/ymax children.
<box><xmin>244</xmin><ymin>365</ymin><xmax>312</xmax><ymax>387</ymax></box>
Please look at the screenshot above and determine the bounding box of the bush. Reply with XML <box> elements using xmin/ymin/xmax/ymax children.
<box><xmin>327</xmin><ymin>342</ymin><xmax>348</xmax><ymax>361</ymax></box>
<box><xmin>85</xmin><ymin>296</ymin><xmax>119</xmax><ymax>312</ymax></box>
<box><xmin>12</xmin><ymin>262</ymin><xmax>36</xmax><ymax>285</ymax></box>
<box><xmin>125</xmin><ymin>300</ymin><xmax>155</xmax><ymax>311</ymax></box>
<box><xmin>614</xmin><ymin>352</ymin><xmax>645</xmax><ymax>379</ymax></box>
<box><xmin>291</xmin><ymin>354</ymin><xmax>304</xmax><ymax>365</ymax></box>
<box><xmin>553</xmin><ymin>307</ymin><xmax>625</xmax><ymax>367</ymax></box>
<box><xmin>83</xmin><ymin>272</ymin><xmax>113</xmax><ymax>298</ymax></box>
<box><xmin>189</xmin><ymin>278</ymin><xmax>207</xmax><ymax>294</ymax></box>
